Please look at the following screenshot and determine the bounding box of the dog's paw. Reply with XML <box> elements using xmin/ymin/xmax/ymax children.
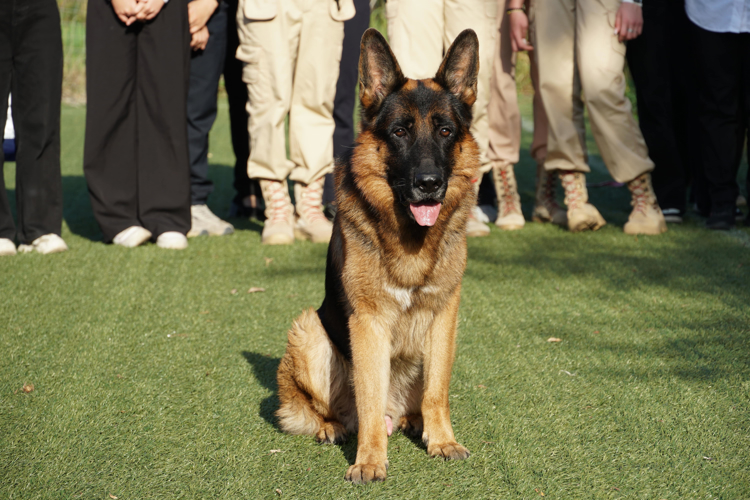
<box><xmin>316</xmin><ymin>421</ymin><xmax>348</xmax><ymax>445</ymax></box>
<box><xmin>345</xmin><ymin>462</ymin><xmax>388</xmax><ymax>484</ymax></box>
<box><xmin>397</xmin><ymin>414</ymin><xmax>423</xmax><ymax>438</ymax></box>
<box><xmin>428</xmin><ymin>442</ymin><xmax>470</xmax><ymax>460</ymax></box>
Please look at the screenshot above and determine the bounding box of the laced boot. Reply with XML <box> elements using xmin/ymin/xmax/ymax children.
<box><xmin>294</xmin><ymin>177</ymin><xmax>333</xmax><ymax>243</ymax></box>
<box><xmin>532</xmin><ymin>163</ymin><xmax>567</xmax><ymax>226</ymax></box>
<box><xmin>492</xmin><ymin>161</ymin><xmax>525</xmax><ymax>230</ymax></box>
<box><xmin>559</xmin><ymin>170</ymin><xmax>606</xmax><ymax>232</ymax></box>
<box><xmin>466</xmin><ymin>178</ymin><xmax>491</xmax><ymax>237</ymax></box>
<box><xmin>623</xmin><ymin>173</ymin><xmax>667</xmax><ymax>235</ymax></box>
<box><xmin>259</xmin><ymin>179</ymin><xmax>295</xmax><ymax>245</ymax></box>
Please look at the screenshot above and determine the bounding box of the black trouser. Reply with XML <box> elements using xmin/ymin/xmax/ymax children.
<box><xmin>223</xmin><ymin>0</ymin><xmax>257</xmax><ymax>205</ymax></box>
<box><xmin>324</xmin><ymin>0</ymin><xmax>370</xmax><ymax>204</ymax></box>
<box><xmin>188</xmin><ymin>1</ymin><xmax>228</xmax><ymax>205</ymax></box>
<box><xmin>84</xmin><ymin>0</ymin><xmax>191</xmax><ymax>242</ymax></box>
<box><xmin>626</xmin><ymin>0</ymin><xmax>690</xmax><ymax>213</ymax></box>
<box><xmin>188</xmin><ymin>0</ymin><xmax>257</xmax><ymax>206</ymax></box>
<box><xmin>0</xmin><ymin>0</ymin><xmax>63</xmax><ymax>244</ymax></box>
<box><xmin>690</xmin><ymin>21</ymin><xmax>750</xmax><ymax>215</ymax></box>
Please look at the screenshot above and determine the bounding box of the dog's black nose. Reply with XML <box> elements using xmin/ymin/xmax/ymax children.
<box><xmin>415</xmin><ymin>172</ymin><xmax>443</xmax><ymax>194</ymax></box>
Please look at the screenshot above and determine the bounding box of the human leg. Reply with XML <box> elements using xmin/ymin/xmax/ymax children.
<box><xmin>136</xmin><ymin>0</ymin><xmax>192</xmax><ymax>239</ymax></box>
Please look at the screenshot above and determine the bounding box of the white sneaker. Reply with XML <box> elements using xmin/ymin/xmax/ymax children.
<box><xmin>17</xmin><ymin>234</ymin><xmax>68</xmax><ymax>254</ymax></box>
<box><xmin>467</xmin><ymin>205</ymin><xmax>491</xmax><ymax>237</ymax></box>
<box><xmin>113</xmin><ymin>226</ymin><xmax>152</xmax><ymax>248</ymax></box>
<box><xmin>188</xmin><ymin>204</ymin><xmax>234</xmax><ymax>237</ymax></box>
<box><xmin>0</xmin><ymin>238</ymin><xmax>17</xmax><ymax>256</ymax></box>
<box><xmin>156</xmin><ymin>231</ymin><xmax>188</xmax><ymax>250</ymax></box>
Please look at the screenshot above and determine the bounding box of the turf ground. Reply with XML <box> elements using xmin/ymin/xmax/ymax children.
<box><xmin>1</xmin><ymin>103</ymin><xmax>749</xmax><ymax>499</ymax></box>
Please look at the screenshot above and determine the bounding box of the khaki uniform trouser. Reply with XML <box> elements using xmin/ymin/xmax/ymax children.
<box><xmin>535</xmin><ymin>0</ymin><xmax>653</xmax><ymax>183</ymax></box>
<box><xmin>487</xmin><ymin>0</ymin><xmax>551</xmax><ymax>165</ymax></box>
<box><xmin>236</xmin><ymin>0</ymin><xmax>347</xmax><ymax>184</ymax></box>
<box><xmin>386</xmin><ymin>0</ymin><xmax>497</xmax><ymax>174</ymax></box>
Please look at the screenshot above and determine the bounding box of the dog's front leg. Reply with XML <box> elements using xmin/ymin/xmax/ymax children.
<box><xmin>345</xmin><ymin>313</ymin><xmax>390</xmax><ymax>484</ymax></box>
<box><xmin>421</xmin><ymin>288</ymin><xmax>470</xmax><ymax>460</ymax></box>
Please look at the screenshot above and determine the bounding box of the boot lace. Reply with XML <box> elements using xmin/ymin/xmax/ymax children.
<box><xmin>560</xmin><ymin>171</ymin><xmax>585</xmax><ymax>210</ymax></box>
<box><xmin>498</xmin><ymin>169</ymin><xmax>519</xmax><ymax>217</ymax></box>
<box><xmin>299</xmin><ymin>179</ymin><xmax>327</xmax><ymax>224</ymax></box>
<box><xmin>629</xmin><ymin>175</ymin><xmax>651</xmax><ymax>216</ymax></box>
<box><xmin>266</xmin><ymin>181</ymin><xmax>291</xmax><ymax>224</ymax></box>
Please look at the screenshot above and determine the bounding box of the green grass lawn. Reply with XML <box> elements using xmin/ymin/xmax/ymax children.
<box><xmin>1</xmin><ymin>103</ymin><xmax>749</xmax><ymax>499</ymax></box>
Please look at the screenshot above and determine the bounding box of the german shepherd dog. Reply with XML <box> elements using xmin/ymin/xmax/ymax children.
<box><xmin>275</xmin><ymin>28</ymin><xmax>480</xmax><ymax>484</ymax></box>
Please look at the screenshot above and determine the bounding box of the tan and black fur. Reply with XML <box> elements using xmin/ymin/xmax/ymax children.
<box><xmin>275</xmin><ymin>28</ymin><xmax>480</xmax><ymax>484</ymax></box>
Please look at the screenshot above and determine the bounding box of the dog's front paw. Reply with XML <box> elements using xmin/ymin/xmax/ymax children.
<box><xmin>428</xmin><ymin>442</ymin><xmax>470</xmax><ymax>460</ymax></box>
<box><xmin>345</xmin><ymin>462</ymin><xmax>388</xmax><ymax>484</ymax></box>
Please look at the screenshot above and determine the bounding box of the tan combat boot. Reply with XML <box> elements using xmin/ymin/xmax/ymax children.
<box><xmin>559</xmin><ymin>170</ymin><xmax>606</xmax><ymax>232</ymax></box>
<box><xmin>259</xmin><ymin>179</ymin><xmax>295</xmax><ymax>245</ymax></box>
<box><xmin>532</xmin><ymin>163</ymin><xmax>567</xmax><ymax>226</ymax></box>
<box><xmin>624</xmin><ymin>173</ymin><xmax>668</xmax><ymax>235</ymax></box>
<box><xmin>466</xmin><ymin>178</ymin><xmax>491</xmax><ymax>237</ymax></box>
<box><xmin>294</xmin><ymin>177</ymin><xmax>333</xmax><ymax>243</ymax></box>
<box><xmin>492</xmin><ymin>161</ymin><xmax>525</xmax><ymax>230</ymax></box>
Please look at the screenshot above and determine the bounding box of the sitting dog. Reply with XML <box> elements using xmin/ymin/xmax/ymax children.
<box><xmin>275</xmin><ymin>27</ymin><xmax>480</xmax><ymax>484</ymax></box>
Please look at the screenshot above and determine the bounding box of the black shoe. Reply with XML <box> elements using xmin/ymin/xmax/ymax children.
<box><xmin>706</xmin><ymin>210</ymin><xmax>735</xmax><ymax>230</ymax></box>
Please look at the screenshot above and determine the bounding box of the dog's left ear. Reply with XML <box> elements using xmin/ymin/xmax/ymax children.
<box><xmin>434</xmin><ymin>29</ymin><xmax>479</xmax><ymax>108</ymax></box>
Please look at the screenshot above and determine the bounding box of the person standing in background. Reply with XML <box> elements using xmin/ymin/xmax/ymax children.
<box><xmin>236</xmin><ymin>0</ymin><xmax>354</xmax><ymax>245</ymax></box>
<box><xmin>0</xmin><ymin>0</ymin><xmax>68</xmax><ymax>256</ymax></box>
<box><xmin>185</xmin><ymin>0</ymin><xmax>249</xmax><ymax>237</ymax></box>
<box><xmin>385</xmin><ymin>0</ymin><xmax>497</xmax><ymax>237</ymax></box>
<box><xmin>322</xmin><ymin>0</ymin><xmax>371</xmax><ymax>219</ymax></box>
<box><xmin>626</xmin><ymin>0</ymin><xmax>694</xmax><ymax>225</ymax></box>
<box><xmin>510</xmin><ymin>0</ymin><xmax>668</xmax><ymax>235</ymax></box>
<box><xmin>488</xmin><ymin>0</ymin><xmax>567</xmax><ymax>231</ymax></box>
<box><xmin>686</xmin><ymin>0</ymin><xmax>750</xmax><ymax>230</ymax></box>
<box><xmin>84</xmin><ymin>0</ymin><xmax>192</xmax><ymax>249</ymax></box>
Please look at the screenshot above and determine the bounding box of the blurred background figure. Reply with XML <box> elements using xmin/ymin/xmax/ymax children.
<box><xmin>686</xmin><ymin>0</ymin><xmax>750</xmax><ymax>229</ymax></box>
<box><xmin>185</xmin><ymin>0</ymin><xmax>257</xmax><ymax>237</ymax></box>
<box><xmin>385</xmin><ymin>0</ymin><xmax>497</xmax><ymax>237</ymax></box>
<box><xmin>489</xmin><ymin>0</ymin><xmax>567</xmax><ymax>231</ymax></box>
<box><xmin>236</xmin><ymin>0</ymin><xmax>354</xmax><ymax>245</ymax></box>
<box><xmin>84</xmin><ymin>0</ymin><xmax>192</xmax><ymax>249</ymax></box>
<box><xmin>626</xmin><ymin>0</ymin><xmax>696</xmax><ymax>225</ymax></box>
<box><xmin>0</xmin><ymin>0</ymin><xmax>68</xmax><ymax>256</ymax></box>
<box><xmin>515</xmin><ymin>0</ymin><xmax>667</xmax><ymax>235</ymax></box>
<box><xmin>322</xmin><ymin>0</ymin><xmax>371</xmax><ymax>220</ymax></box>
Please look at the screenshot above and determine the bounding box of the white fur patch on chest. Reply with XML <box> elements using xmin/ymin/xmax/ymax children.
<box><xmin>384</xmin><ymin>284</ymin><xmax>440</xmax><ymax>310</ymax></box>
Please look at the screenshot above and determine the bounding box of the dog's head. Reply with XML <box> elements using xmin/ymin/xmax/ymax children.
<box><xmin>356</xmin><ymin>28</ymin><xmax>480</xmax><ymax>227</ymax></box>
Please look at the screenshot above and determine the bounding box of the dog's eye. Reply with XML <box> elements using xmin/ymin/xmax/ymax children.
<box><xmin>393</xmin><ymin>128</ymin><xmax>407</xmax><ymax>138</ymax></box>
<box><xmin>439</xmin><ymin>127</ymin><xmax>451</xmax><ymax>137</ymax></box>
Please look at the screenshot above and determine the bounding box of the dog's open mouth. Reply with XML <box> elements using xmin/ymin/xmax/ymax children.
<box><xmin>410</xmin><ymin>201</ymin><xmax>442</xmax><ymax>226</ymax></box>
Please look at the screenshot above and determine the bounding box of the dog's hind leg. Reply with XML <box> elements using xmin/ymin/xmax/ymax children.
<box><xmin>276</xmin><ymin>308</ymin><xmax>351</xmax><ymax>444</ymax></box>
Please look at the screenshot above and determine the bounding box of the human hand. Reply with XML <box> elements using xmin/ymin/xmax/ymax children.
<box><xmin>508</xmin><ymin>10</ymin><xmax>533</xmax><ymax>52</ymax></box>
<box><xmin>614</xmin><ymin>2</ymin><xmax>643</xmax><ymax>42</ymax></box>
<box><xmin>134</xmin><ymin>0</ymin><xmax>165</xmax><ymax>22</ymax></box>
<box><xmin>190</xmin><ymin>26</ymin><xmax>210</xmax><ymax>50</ymax></box>
<box><xmin>111</xmin><ymin>0</ymin><xmax>138</xmax><ymax>26</ymax></box>
<box><xmin>188</xmin><ymin>0</ymin><xmax>219</xmax><ymax>34</ymax></box>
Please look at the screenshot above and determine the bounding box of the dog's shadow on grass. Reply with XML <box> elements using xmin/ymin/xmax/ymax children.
<box><xmin>241</xmin><ymin>350</ymin><xmax>360</xmax><ymax>465</ymax></box>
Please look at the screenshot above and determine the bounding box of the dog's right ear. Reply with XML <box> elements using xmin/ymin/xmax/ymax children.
<box><xmin>359</xmin><ymin>28</ymin><xmax>406</xmax><ymax>115</ymax></box>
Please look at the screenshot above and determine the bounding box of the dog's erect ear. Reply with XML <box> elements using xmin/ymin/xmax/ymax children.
<box><xmin>359</xmin><ymin>28</ymin><xmax>406</xmax><ymax>113</ymax></box>
<box><xmin>434</xmin><ymin>29</ymin><xmax>479</xmax><ymax>108</ymax></box>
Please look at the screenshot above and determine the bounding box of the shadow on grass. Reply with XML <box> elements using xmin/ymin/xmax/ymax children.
<box><xmin>242</xmin><ymin>351</ymin><xmax>281</xmax><ymax>428</ymax></box>
<box><xmin>240</xmin><ymin>350</ymin><xmax>359</xmax><ymax>465</ymax></box>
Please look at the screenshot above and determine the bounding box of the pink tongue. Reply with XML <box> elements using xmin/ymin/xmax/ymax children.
<box><xmin>410</xmin><ymin>202</ymin><xmax>442</xmax><ymax>226</ymax></box>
